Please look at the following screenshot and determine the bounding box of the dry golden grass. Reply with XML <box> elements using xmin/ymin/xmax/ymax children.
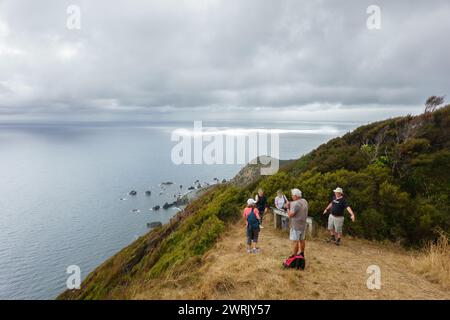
<box><xmin>134</xmin><ymin>214</ymin><xmax>450</xmax><ymax>300</ymax></box>
<box><xmin>412</xmin><ymin>231</ymin><xmax>450</xmax><ymax>290</ymax></box>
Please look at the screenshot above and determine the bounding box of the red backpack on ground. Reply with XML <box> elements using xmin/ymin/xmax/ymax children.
<box><xmin>283</xmin><ymin>254</ymin><xmax>305</xmax><ymax>270</ymax></box>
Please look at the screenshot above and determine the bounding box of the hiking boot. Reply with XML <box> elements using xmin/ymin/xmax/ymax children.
<box><xmin>253</xmin><ymin>248</ymin><xmax>260</xmax><ymax>253</ymax></box>
<box><xmin>246</xmin><ymin>249</ymin><xmax>252</xmax><ymax>254</ymax></box>
<box><xmin>335</xmin><ymin>238</ymin><xmax>341</xmax><ymax>246</ymax></box>
<box><xmin>327</xmin><ymin>235</ymin><xmax>336</xmax><ymax>243</ymax></box>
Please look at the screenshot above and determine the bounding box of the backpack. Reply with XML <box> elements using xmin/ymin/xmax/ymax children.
<box><xmin>283</xmin><ymin>195</ymin><xmax>288</xmax><ymax>208</ymax></box>
<box><xmin>283</xmin><ymin>254</ymin><xmax>305</xmax><ymax>270</ymax></box>
<box><xmin>247</xmin><ymin>208</ymin><xmax>260</xmax><ymax>231</ymax></box>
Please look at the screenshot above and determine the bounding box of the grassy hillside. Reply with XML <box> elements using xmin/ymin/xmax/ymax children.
<box><xmin>59</xmin><ymin>105</ymin><xmax>450</xmax><ymax>300</ymax></box>
<box><xmin>59</xmin><ymin>185</ymin><xmax>246</xmax><ymax>299</ymax></box>
<box><xmin>132</xmin><ymin>215</ymin><xmax>449</xmax><ymax>299</ymax></box>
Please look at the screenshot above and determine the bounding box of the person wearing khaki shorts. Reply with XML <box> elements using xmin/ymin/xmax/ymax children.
<box><xmin>323</xmin><ymin>187</ymin><xmax>355</xmax><ymax>246</ymax></box>
<box><xmin>328</xmin><ymin>214</ymin><xmax>344</xmax><ymax>234</ymax></box>
<box><xmin>287</xmin><ymin>188</ymin><xmax>308</xmax><ymax>257</ymax></box>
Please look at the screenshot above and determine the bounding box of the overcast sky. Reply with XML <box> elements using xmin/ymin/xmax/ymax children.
<box><xmin>0</xmin><ymin>0</ymin><xmax>449</xmax><ymax>122</ymax></box>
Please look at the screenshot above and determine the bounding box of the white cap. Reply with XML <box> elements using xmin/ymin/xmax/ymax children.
<box><xmin>333</xmin><ymin>187</ymin><xmax>344</xmax><ymax>194</ymax></box>
<box><xmin>291</xmin><ymin>188</ymin><xmax>302</xmax><ymax>197</ymax></box>
<box><xmin>247</xmin><ymin>198</ymin><xmax>256</xmax><ymax>206</ymax></box>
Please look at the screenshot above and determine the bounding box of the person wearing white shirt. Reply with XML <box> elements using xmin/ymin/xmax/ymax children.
<box><xmin>274</xmin><ymin>190</ymin><xmax>288</xmax><ymax>210</ymax></box>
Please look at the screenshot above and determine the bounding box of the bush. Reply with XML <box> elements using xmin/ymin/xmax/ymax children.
<box><xmin>359</xmin><ymin>209</ymin><xmax>388</xmax><ymax>240</ymax></box>
<box><xmin>399</xmin><ymin>138</ymin><xmax>430</xmax><ymax>156</ymax></box>
<box><xmin>147</xmin><ymin>185</ymin><xmax>244</xmax><ymax>278</ymax></box>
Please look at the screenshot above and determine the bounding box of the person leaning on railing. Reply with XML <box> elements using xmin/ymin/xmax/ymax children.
<box><xmin>274</xmin><ymin>189</ymin><xmax>289</xmax><ymax>211</ymax></box>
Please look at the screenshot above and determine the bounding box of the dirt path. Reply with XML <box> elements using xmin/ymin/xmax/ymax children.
<box><xmin>194</xmin><ymin>215</ymin><xmax>450</xmax><ymax>299</ymax></box>
<box><xmin>136</xmin><ymin>215</ymin><xmax>449</xmax><ymax>300</ymax></box>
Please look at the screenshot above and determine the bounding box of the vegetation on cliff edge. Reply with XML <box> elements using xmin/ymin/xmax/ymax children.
<box><xmin>59</xmin><ymin>104</ymin><xmax>450</xmax><ymax>299</ymax></box>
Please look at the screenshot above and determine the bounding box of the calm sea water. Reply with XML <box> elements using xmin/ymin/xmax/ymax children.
<box><xmin>0</xmin><ymin>120</ymin><xmax>358</xmax><ymax>299</ymax></box>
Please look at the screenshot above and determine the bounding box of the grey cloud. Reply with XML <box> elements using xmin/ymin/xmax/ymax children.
<box><xmin>0</xmin><ymin>0</ymin><xmax>449</xmax><ymax>121</ymax></box>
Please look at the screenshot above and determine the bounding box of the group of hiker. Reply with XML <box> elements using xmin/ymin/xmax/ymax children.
<box><xmin>243</xmin><ymin>187</ymin><xmax>356</xmax><ymax>268</ymax></box>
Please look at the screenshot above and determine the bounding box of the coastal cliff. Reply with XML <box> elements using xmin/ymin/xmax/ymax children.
<box><xmin>58</xmin><ymin>105</ymin><xmax>450</xmax><ymax>299</ymax></box>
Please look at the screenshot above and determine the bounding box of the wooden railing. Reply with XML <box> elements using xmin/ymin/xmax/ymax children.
<box><xmin>271</xmin><ymin>207</ymin><xmax>317</xmax><ymax>238</ymax></box>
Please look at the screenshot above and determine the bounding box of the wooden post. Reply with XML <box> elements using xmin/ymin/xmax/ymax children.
<box><xmin>306</xmin><ymin>217</ymin><xmax>317</xmax><ymax>238</ymax></box>
<box><xmin>273</xmin><ymin>209</ymin><xmax>282</xmax><ymax>229</ymax></box>
<box><xmin>272</xmin><ymin>207</ymin><xmax>288</xmax><ymax>230</ymax></box>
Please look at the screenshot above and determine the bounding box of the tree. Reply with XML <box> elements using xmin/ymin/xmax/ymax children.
<box><xmin>425</xmin><ymin>96</ymin><xmax>445</xmax><ymax>113</ymax></box>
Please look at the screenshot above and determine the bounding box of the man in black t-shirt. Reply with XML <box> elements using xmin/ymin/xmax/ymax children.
<box><xmin>322</xmin><ymin>187</ymin><xmax>356</xmax><ymax>246</ymax></box>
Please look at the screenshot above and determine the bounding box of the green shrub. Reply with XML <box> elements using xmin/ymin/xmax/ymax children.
<box><xmin>147</xmin><ymin>185</ymin><xmax>244</xmax><ymax>278</ymax></box>
<box><xmin>359</xmin><ymin>208</ymin><xmax>389</xmax><ymax>240</ymax></box>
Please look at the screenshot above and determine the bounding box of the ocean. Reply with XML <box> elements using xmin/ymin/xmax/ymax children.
<box><xmin>0</xmin><ymin>120</ymin><xmax>359</xmax><ymax>299</ymax></box>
